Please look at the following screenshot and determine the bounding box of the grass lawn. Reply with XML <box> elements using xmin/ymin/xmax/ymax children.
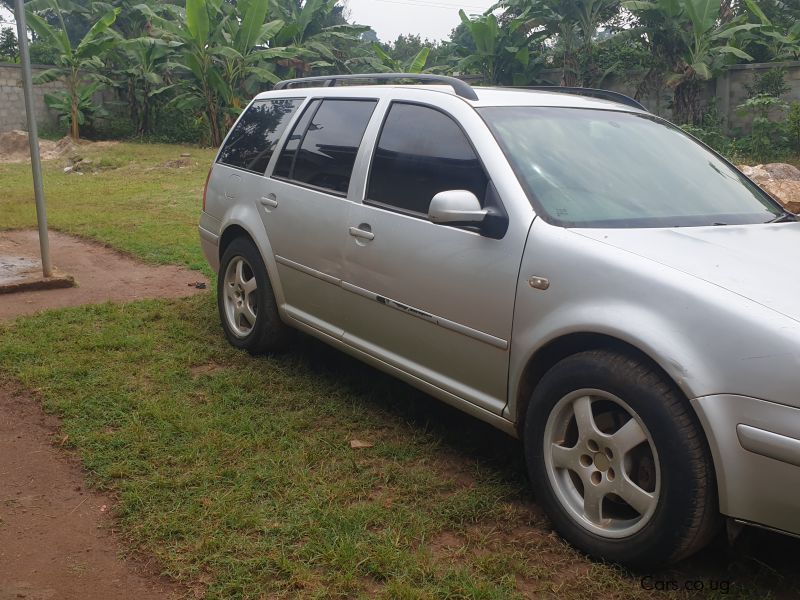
<box><xmin>1</xmin><ymin>143</ymin><xmax>797</xmax><ymax>599</ymax></box>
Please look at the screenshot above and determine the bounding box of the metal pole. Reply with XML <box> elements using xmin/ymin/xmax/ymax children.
<box><xmin>14</xmin><ymin>0</ymin><xmax>52</xmax><ymax>277</ymax></box>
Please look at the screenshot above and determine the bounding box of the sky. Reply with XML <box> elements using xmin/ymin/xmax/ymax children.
<box><xmin>345</xmin><ymin>0</ymin><xmax>496</xmax><ymax>43</ymax></box>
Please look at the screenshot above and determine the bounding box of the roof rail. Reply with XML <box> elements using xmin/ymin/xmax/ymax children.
<box><xmin>273</xmin><ymin>73</ymin><xmax>480</xmax><ymax>101</ymax></box>
<box><xmin>517</xmin><ymin>86</ymin><xmax>648</xmax><ymax>111</ymax></box>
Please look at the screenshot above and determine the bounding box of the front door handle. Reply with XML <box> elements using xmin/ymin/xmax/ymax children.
<box><xmin>349</xmin><ymin>226</ymin><xmax>374</xmax><ymax>241</ymax></box>
<box><xmin>260</xmin><ymin>194</ymin><xmax>278</xmax><ymax>208</ymax></box>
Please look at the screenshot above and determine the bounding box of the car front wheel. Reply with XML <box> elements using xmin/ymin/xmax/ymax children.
<box><xmin>524</xmin><ymin>349</ymin><xmax>720</xmax><ymax>568</ymax></box>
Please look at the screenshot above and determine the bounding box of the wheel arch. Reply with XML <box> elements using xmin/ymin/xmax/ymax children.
<box><xmin>514</xmin><ymin>333</ymin><xmax>689</xmax><ymax>438</ymax></box>
<box><xmin>219</xmin><ymin>224</ymin><xmax>255</xmax><ymax>261</ymax></box>
<box><xmin>217</xmin><ymin>218</ymin><xmax>286</xmax><ymax>310</ymax></box>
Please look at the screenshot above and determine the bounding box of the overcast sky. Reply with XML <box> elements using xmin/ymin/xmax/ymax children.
<box><xmin>345</xmin><ymin>0</ymin><xmax>495</xmax><ymax>43</ymax></box>
<box><xmin>0</xmin><ymin>2</ymin><xmax>497</xmax><ymax>44</ymax></box>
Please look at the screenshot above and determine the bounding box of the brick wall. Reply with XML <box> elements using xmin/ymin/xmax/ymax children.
<box><xmin>0</xmin><ymin>62</ymin><xmax>66</xmax><ymax>132</ymax></box>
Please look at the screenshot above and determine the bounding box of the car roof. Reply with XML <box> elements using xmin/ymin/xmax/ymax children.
<box><xmin>253</xmin><ymin>84</ymin><xmax>647</xmax><ymax>114</ymax></box>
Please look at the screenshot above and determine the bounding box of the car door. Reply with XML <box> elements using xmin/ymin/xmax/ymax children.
<box><xmin>257</xmin><ymin>96</ymin><xmax>378</xmax><ymax>338</ymax></box>
<box><xmin>341</xmin><ymin>98</ymin><xmax>534</xmax><ymax>415</ymax></box>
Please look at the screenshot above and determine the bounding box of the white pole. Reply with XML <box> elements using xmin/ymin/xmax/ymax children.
<box><xmin>14</xmin><ymin>0</ymin><xmax>52</xmax><ymax>278</ymax></box>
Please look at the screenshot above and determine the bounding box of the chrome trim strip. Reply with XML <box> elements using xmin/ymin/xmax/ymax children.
<box><xmin>199</xmin><ymin>226</ymin><xmax>220</xmax><ymax>246</ymax></box>
<box><xmin>341</xmin><ymin>281</ymin><xmax>507</xmax><ymax>350</ymax></box>
<box><xmin>278</xmin><ymin>258</ymin><xmax>509</xmax><ymax>350</ymax></box>
<box><xmin>275</xmin><ymin>255</ymin><xmax>341</xmax><ymax>286</ymax></box>
<box><xmin>436</xmin><ymin>316</ymin><xmax>508</xmax><ymax>350</ymax></box>
<box><xmin>340</xmin><ymin>281</ymin><xmax>378</xmax><ymax>301</ymax></box>
<box><xmin>737</xmin><ymin>424</ymin><xmax>800</xmax><ymax>468</ymax></box>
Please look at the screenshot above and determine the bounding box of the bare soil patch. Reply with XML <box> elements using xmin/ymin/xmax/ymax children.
<box><xmin>0</xmin><ymin>384</ymin><xmax>179</xmax><ymax>600</ymax></box>
<box><xmin>0</xmin><ymin>131</ymin><xmax>116</xmax><ymax>164</ymax></box>
<box><xmin>0</xmin><ymin>230</ymin><xmax>208</xmax><ymax>321</ymax></box>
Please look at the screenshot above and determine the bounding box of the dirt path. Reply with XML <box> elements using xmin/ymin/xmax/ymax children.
<box><xmin>0</xmin><ymin>385</ymin><xmax>179</xmax><ymax>600</ymax></box>
<box><xmin>0</xmin><ymin>230</ymin><xmax>208</xmax><ymax>321</ymax></box>
<box><xmin>0</xmin><ymin>229</ymin><xmax>205</xmax><ymax>597</ymax></box>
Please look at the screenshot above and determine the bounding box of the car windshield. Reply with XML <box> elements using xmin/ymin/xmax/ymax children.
<box><xmin>478</xmin><ymin>106</ymin><xmax>786</xmax><ymax>228</ymax></box>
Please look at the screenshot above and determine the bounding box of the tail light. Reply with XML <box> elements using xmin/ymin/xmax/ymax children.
<box><xmin>202</xmin><ymin>167</ymin><xmax>213</xmax><ymax>212</ymax></box>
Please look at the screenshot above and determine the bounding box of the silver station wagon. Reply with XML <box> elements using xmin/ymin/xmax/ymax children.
<box><xmin>199</xmin><ymin>73</ymin><xmax>800</xmax><ymax>568</ymax></box>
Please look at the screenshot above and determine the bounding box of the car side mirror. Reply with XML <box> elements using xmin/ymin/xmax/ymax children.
<box><xmin>428</xmin><ymin>190</ymin><xmax>488</xmax><ymax>226</ymax></box>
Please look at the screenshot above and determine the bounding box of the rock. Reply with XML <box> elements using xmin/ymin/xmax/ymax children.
<box><xmin>180</xmin><ymin>153</ymin><xmax>191</xmax><ymax>158</ymax></box>
<box><xmin>761</xmin><ymin>163</ymin><xmax>800</xmax><ymax>181</ymax></box>
<box><xmin>162</xmin><ymin>157</ymin><xmax>192</xmax><ymax>168</ymax></box>
<box><xmin>63</xmin><ymin>166</ymin><xmax>73</xmax><ymax>174</ymax></box>
<box><xmin>0</xmin><ymin>130</ymin><xmax>32</xmax><ymax>155</ymax></box>
<box><xmin>738</xmin><ymin>162</ymin><xmax>800</xmax><ymax>214</ymax></box>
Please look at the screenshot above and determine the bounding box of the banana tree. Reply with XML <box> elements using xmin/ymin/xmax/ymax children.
<box><xmin>357</xmin><ymin>43</ymin><xmax>431</xmax><ymax>74</ymax></box>
<box><xmin>744</xmin><ymin>0</ymin><xmax>800</xmax><ymax>61</ymax></box>
<box><xmin>137</xmin><ymin>0</ymin><xmax>297</xmax><ymax>146</ymax></box>
<box><xmin>455</xmin><ymin>9</ymin><xmax>543</xmax><ymax>86</ymax></box>
<box><xmin>624</xmin><ymin>0</ymin><xmax>761</xmax><ymax>124</ymax></box>
<box><xmin>269</xmin><ymin>0</ymin><xmax>369</xmax><ymax>77</ymax></box>
<box><xmin>116</xmin><ymin>37</ymin><xmax>180</xmax><ymax>135</ymax></box>
<box><xmin>25</xmin><ymin>0</ymin><xmax>120</xmax><ymax>139</ymax></box>
<box><xmin>490</xmin><ymin>0</ymin><xmax>619</xmax><ymax>87</ymax></box>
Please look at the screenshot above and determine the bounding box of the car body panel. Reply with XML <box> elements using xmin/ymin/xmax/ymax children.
<box><xmin>693</xmin><ymin>394</ymin><xmax>800</xmax><ymax>532</ymax></box>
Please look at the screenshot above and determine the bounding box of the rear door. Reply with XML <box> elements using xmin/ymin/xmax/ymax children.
<box><xmin>258</xmin><ymin>97</ymin><xmax>378</xmax><ymax>338</ymax></box>
<box><xmin>341</xmin><ymin>96</ymin><xmax>535</xmax><ymax>414</ymax></box>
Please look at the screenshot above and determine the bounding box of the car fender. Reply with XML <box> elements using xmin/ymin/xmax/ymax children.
<box><xmin>219</xmin><ymin>202</ymin><xmax>288</xmax><ymax>312</ymax></box>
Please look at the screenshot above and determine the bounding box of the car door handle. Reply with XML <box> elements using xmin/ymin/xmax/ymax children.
<box><xmin>349</xmin><ymin>226</ymin><xmax>374</xmax><ymax>241</ymax></box>
<box><xmin>260</xmin><ymin>194</ymin><xmax>278</xmax><ymax>208</ymax></box>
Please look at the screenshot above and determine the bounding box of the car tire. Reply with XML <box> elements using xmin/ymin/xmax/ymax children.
<box><xmin>524</xmin><ymin>349</ymin><xmax>720</xmax><ymax>568</ymax></box>
<box><xmin>217</xmin><ymin>237</ymin><xmax>294</xmax><ymax>354</ymax></box>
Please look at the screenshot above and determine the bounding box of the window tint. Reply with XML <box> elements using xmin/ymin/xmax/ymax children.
<box><xmin>282</xmin><ymin>99</ymin><xmax>378</xmax><ymax>195</ymax></box>
<box><xmin>218</xmin><ymin>99</ymin><xmax>301</xmax><ymax>174</ymax></box>
<box><xmin>273</xmin><ymin>99</ymin><xmax>321</xmax><ymax>179</ymax></box>
<box><xmin>368</xmin><ymin>103</ymin><xmax>488</xmax><ymax>215</ymax></box>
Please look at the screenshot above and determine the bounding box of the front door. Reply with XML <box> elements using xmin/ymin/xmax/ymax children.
<box><xmin>341</xmin><ymin>101</ymin><xmax>533</xmax><ymax>414</ymax></box>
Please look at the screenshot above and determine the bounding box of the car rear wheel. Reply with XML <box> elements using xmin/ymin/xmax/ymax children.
<box><xmin>524</xmin><ymin>349</ymin><xmax>720</xmax><ymax>568</ymax></box>
<box><xmin>218</xmin><ymin>237</ymin><xmax>293</xmax><ymax>354</ymax></box>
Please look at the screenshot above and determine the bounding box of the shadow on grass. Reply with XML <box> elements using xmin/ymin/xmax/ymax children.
<box><xmin>290</xmin><ymin>331</ymin><xmax>800</xmax><ymax>599</ymax></box>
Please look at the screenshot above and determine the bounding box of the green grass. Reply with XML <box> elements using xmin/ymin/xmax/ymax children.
<box><xmin>0</xmin><ymin>142</ymin><xmax>216</xmax><ymax>272</ymax></box>
<box><xmin>1</xmin><ymin>144</ymin><xmax>798</xmax><ymax>599</ymax></box>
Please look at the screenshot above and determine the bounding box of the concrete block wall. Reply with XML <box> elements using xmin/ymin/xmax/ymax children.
<box><xmin>0</xmin><ymin>62</ymin><xmax>66</xmax><ymax>132</ymax></box>
<box><xmin>537</xmin><ymin>61</ymin><xmax>800</xmax><ymax>132</ymax></box>
<box><xmin>717</xmin><ymin>60</ymin><xmax>800</xmax><ymax>133</ymax></box>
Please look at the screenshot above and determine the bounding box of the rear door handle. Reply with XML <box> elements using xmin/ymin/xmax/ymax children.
<box><xmin>260</xmin><ymin>194</ymin><xmax>278</xmax><ymax>208</ymax></box>
<box><xmin>349</xmin><ymin>226</ymin><xmax>374</xmax><ymax>241</ymax></box>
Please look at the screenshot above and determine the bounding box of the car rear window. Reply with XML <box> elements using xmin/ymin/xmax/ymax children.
<box><xmin>218</xmin><ymin>98</ymin><xmax>301</xmax><ymax>174</ymax></box>
<box><xmin>272</xmin><ymin>99</ymin><xmax>378</xmax><ymax>196</ymax></box>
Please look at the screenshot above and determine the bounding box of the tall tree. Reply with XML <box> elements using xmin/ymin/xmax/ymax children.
<box><xmin>624</xmin><ymin>0</ymin><xmax>762</xmax><ymax>123</ymax></box>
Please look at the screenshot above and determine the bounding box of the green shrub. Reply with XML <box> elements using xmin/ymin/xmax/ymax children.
<box><xmin>737</xmin><ymin>94</ymin><xmax>791</xmax><ymax>163</ymax></box>
<box><xmin>86</xmin><ymin>116</ymin><xmax>137</xmax><ymax>141</ymax></box>
<box><xmin>788</xmin><ymin>102</ymin><xmax>800</xmax><ymax>153</ymax></box>
<box><xmin>142</xmin><ymin>106</ymin><xmax>207</xmax><ymax>145</ymax></box>
<box><xmin>745</xmin><ymin>67</ymin><xmax>791</xmax><ymax>99</ymax></box>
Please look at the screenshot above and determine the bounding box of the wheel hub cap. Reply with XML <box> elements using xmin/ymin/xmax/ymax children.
<box><xmin>543</xmin><ymin>389</ymin><xmax>661</xmax><ymax>538</ymax></box>
<box><xmin>222</xmin><ymin>256</ymin><xmax>259</xmax><ymax>338</ymax></box>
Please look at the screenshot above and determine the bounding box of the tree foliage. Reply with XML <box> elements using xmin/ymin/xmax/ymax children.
<box><xmin>11</xmin><ymin>0</ymin><xmax>799</xmax><ymax>143</ymax></box>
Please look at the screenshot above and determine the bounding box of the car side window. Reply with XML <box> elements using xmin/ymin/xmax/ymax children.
<box><xmin>217</xmin><ymin>98</ymin><xmax>301</xmax><ymax>174</ymax></box>
<box><xmin>273</xmin><ymin>99</ymin><xmax>378</xmax><ymax>195</ymax></box>
<box><xmin>367</xmin><ymin>102</ymin><xmax>489</xmax><ymax>216</ymax></box>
